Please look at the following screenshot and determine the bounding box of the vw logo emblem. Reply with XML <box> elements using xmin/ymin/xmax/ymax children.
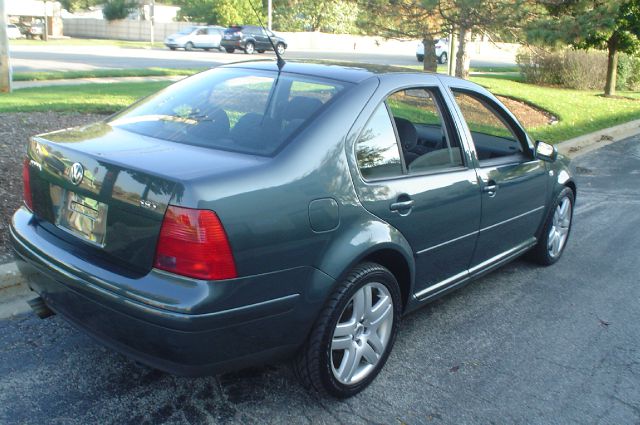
<box><xmin>69</xmin><ymin>162</ymin><xmax>84</xmax><ymax>185</ymax></box>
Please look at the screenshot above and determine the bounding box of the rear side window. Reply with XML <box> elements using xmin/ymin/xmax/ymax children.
<box><xmin>355</xmin><ymin>104</ymin><xmax>403</xmax><ymax>180</ymax></box>
<box><xmin>109</xmin><ymin>68</ymin><xmax>349</xmax><ymax>156</ymax></box>
<box><xmin>387</xmin><ymin>88</ymin><xmax>463</xmax><ymax>173</ymax></box>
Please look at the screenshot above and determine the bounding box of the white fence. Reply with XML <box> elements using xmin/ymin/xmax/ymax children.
<box><xmin>62</xmin><ymin>19</ymin><xmax>203</xmax><ymax>42</ymax></box>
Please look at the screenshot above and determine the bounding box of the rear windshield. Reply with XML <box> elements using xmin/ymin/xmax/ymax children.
<box><xmin>108</xmin><ymin>68</ymin><xmax>350</xmax><ymax>156</ymax></box>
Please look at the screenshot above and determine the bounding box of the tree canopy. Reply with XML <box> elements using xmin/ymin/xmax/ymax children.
<box><xmin>527</xmin><ymin>0</ymin><xmax>640</xmax><ymax>96</ymax></box>
<box><xmin>174</xmin><ymin>0</ymin><xmax>263</xmax><ymax>26</ymax></box>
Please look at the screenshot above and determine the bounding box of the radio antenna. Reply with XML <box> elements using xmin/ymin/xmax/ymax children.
<box><xmin>248</xmin><ymin>0</ymin><xmax>285</xmax><ymax>70</ymax></box>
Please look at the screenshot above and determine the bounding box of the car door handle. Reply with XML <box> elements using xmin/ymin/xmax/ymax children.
<box><xmin>390</xmin><ymin>199</ymin><xmax>414</xmax><ymax>211</ymax></box>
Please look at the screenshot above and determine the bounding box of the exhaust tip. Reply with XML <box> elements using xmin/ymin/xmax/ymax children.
<box><xmin>27</xmin><ymin>297</ymin><xmax>55</xmax><ymax>319</ymax></box>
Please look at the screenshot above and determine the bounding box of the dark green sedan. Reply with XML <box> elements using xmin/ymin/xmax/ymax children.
<box><xmin>11</xmin><ymin>60</ymin><xmax>575</xmax><ymax>398</ymax></box>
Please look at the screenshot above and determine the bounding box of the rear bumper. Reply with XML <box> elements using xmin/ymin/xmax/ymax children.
<box><xmin>10</xmin><ymin>207</ymin><xmax>335</xmax><ymax>375</ymax></box>
<box><xmin>221</xmin><ymin>40</ymin><xmax>244</xmax><ymax>49</ymax></box>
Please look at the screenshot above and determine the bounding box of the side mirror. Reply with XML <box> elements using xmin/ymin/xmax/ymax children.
<box><xmin>535</xmin><ymin>140</ymin><xmax>557</xmax><ymax>162</ymax></box>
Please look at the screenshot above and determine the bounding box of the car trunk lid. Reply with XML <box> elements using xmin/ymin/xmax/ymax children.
<box><xmin>26</xmin><ymin>122</ymin><xmax>267</xmax><ymax>275</ymax></box>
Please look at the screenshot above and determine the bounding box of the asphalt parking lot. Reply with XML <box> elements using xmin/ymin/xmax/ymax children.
<box><xmin>1</xmin><ymin>135</ymin><xmax>639</xmax><ymax>424</ymax></box>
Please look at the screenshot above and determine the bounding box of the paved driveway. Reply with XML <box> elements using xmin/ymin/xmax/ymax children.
<box><xmin>0</xmin><ymin>135</ymin><xmax>638</xmax><ymax>424</ymax></box>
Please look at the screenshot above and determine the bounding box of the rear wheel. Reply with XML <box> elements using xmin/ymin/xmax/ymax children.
<box><xmin>439</xmin><ymin>52</ymin><xmax>448</xmax><ymax>64</ymax></box>
<box><xmin>416</xmin><ymin>54</ymin><xmax>424</xmax><ymax>62</ymax></box>
<box><xmin>169</xmin><ymin>47</ymin><xmax>176</xmax><ymax>51</ymax></box>
<box><xmin>225</xmin><ymin>47</ymin><xmax>235</xmax><ymax>53</ymax></box>
<box><xmin>245</xmin><ymin>41</ymin><xmax>255</xmax><ymax>54</ymax></box>
<box><xmin>185</xmin><ymin>42</ymin><xmax>194</xmax><ymax>51</ymax></box>
<box><xmin>204</xmin><ymin>48</ymin><xmax>211</xmax><ymax>51</ymax></box>
<box><xmin>294</xmin><ymin>262</ymin><xmax>401</xmax><ymax>398</ymax></box>
<box><xmin>276</xmin><ymin>43</ymin><xmax>286</xmax><ymax>56</ymax></box>
<box><xmin>529</xmin><ymin>187</ymin><xmax>574</xmax><ymax>265</ymax></box>
<box><xmin>257</xmin><ymin>49</ymin><xmax>265</xmax><ymax>53</ymax></box>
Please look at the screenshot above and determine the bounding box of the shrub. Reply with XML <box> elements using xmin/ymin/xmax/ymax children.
<box><xmin>617</xmin><ymin>54</ymin><xmax>640</xmax><ymax>91</ymax></box>
<box><xmin>102</xmin><ymin>0</ymin><xmax>136</xmax><ymax>21</ymax></box>
<box><xmin>517</xmin><ymin>47</ymin><xmax>608</xmax><ymax>90</ymax></box>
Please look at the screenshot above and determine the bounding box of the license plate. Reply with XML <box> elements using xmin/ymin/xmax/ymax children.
<box><xmin>51</xmin><ymin>185</ymin><xmax>108</xmax><ymax>246</ymax></box>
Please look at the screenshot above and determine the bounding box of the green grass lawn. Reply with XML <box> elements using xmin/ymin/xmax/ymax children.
<box><xmin>13</xmin><ymin>68</ymin><xmax>205</xmax><ymax>82</ymax></box>
<box><xmin>470</xmin><ymin>76</ymin><xmax>640</xmax><ymax>142</ymax></box>
<box><xmin>0</xmin><ymin>81</ymin><xmax>171</xmax><ymax>113</ymax></box>
<box><xmin>10</xmin><ymin>38</ymin><xmax>165</xmax><ymax>49</ymax></box>
<box><xmin>1</xmin><ymin>76</ymin><xmax>639</xmax><ymax>143</ymax></box>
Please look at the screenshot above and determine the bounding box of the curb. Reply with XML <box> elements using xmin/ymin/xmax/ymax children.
<box><xmin>0</xmin><ymin>262</ymin><xmax>27</xmax><ymax>291</ymax></box>
<box><xmin>1</xmin><ymin>119</ymin><xmax>639</xmax><ymax>317</ymax></box>
<box><xmin>557</xmin><ymin>119</ymin><xmax>640</xmax><ymax>158</ymax></box>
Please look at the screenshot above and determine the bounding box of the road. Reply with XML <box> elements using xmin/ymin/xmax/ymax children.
<box><xmin>9</xmin><ymin>44</ymin><xmax>515</xmax><ymax>73</ymax></box>
<box><xmin>1</xmin><ymin>136</ymin><xmax>639</xmax><ymax>424</ymax></box>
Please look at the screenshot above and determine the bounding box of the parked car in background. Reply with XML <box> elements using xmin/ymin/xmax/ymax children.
<box><xmin>221</xmin><ymin>25</ymin><xmax>287</xmax><ymax>55</ymax></box>
<box><xmin>13</xmin><ymin>60</ymin><xmax>575</xmax><ymax>399</ymax></box>
<box><xmin>164</xmin><ymin>26</ymin><xmax>225</xmax><ymax>51</ymax></box>
<box><xmin>416</xmin><ymin>38</ymin><xmax>449</xmax><ymax>64</ymax></box>
<box><xmin>26</xmin><ymin>22</ymin><xmax>44</xmax><ymax>40</ymax></box>
<box><xmin>7</xmin><ymin>24</ymin><xmax>24</xmax><ymax>39</ymax></box>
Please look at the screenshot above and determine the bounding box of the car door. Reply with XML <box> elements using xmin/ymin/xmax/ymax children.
<box><xmin>447</xmin><ymin>88</ymin><xmax>547</xmax><ymax>268</ymax></box>
<box><xmin>208</xmin><ymin>28</ymin><xmax>222</xmax><ymax>48</ymax></box>
<box><xmin>192</xmin><ymin>28</ymin><xmax>208</xmax><ymax>48</ymax></box>
<box><xmin>351</xmin><ymin>82</ymin><xmax>481</xmax><ymax>299</ymax></box>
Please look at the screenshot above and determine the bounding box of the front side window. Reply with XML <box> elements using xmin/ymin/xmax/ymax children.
<box><xmin>109</xmin><ymin>69</ymin><xmax>349</xmax><ymax>156</ymax></box>
<box><xmin>355</xmin><ymin>104</ymin><xmax>403</xmax><ymax>180</ymax></box>
<box><xmin>387</xmin><ymin>88</ymin><xmax>463</xmax><ymax>173</ymax></box>
<box><xmin>451</xmin><ymin>90</ymin><xmax>525</xmax><ymax>162</ymax></box>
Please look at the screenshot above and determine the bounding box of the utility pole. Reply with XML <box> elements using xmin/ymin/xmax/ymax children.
<box><xmin>149</xmin><ymin>0</ymin><xmax>155</xmax><ymax>47</ymax></box>
<box><xmin>0</xmin><ymin>0</ymin><xmax>11</xmax><ymax>92</ymax></box>
<box><xmin>267</xmin><ymin>0</ymin><xmax>272</xmax><ymax>31</ymax></box>
<box><xmin>43</xmin><ymin>1</ymin><xmax>48</xmax><ymax>41</ymax></box>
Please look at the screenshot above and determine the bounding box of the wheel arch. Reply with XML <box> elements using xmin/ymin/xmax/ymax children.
<box><xmin>316</xmin><ymin>220</ymin><xmax>415</xmax><ymax>313</ymax></box>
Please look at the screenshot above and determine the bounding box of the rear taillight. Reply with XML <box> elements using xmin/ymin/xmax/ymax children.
<box><xmin>22</xmin><ymin>158</ymin><xmax>33</xmax><ymax>211</ymax></box>
<box><xmin>153</xmin><ymin>206</ymin><xmax>237</xmax><ymax>280</ymax></box>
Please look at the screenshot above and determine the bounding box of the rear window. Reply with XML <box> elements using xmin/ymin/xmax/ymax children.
<box><xmin>108</xmin><ymin>68</ymin><xmax>349</xmax><ymax>156</ymax></box>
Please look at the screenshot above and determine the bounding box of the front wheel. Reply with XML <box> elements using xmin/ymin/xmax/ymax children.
<box><xmin>294</xmin><ymin>262</ymin><xmax>401</xmax><ymax>398</ymax></box>
<box><xmin>244</xmin><ymin>41</ymin><xmax>255</xmax><ymax>54</ymax></box>
<box><xmin>529</xmin><ymin>187</ymin><xmax>574</xmax><ymax>265</ymax></box>
<box><xmin>225</xmin><ymin>47</ymin><xmax>235</xmax><ymax>53</ymax></box>
<box><xmin>439</xmin><ymin>52</ymin><xmax>448</xmax><ymax>64</ymax></box>
<box><xmin>276</xmin><ymin>43</ymin><xmax>286</xmax><ymax>56</ymax></box>
<box><xmin>185</xmin><ymin>42</ymin><xmax>194</xmax><ymax>51</ymax></box>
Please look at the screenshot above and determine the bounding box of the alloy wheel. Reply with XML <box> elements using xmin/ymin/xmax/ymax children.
<box><xmin>330</xmin><ymin>282</ymin><xmax>394</xmax><ymax>385</ymax></box>
<box><xmin>548</xmin><ymin>196</ymin><xmax>572</xmax><ymax>258</ymax></box>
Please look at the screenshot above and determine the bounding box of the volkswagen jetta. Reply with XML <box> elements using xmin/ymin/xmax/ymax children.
<box><xmin>11</xmin><ymin>60</ymin><xmax>575</xmax><ymax>398</ymax></box>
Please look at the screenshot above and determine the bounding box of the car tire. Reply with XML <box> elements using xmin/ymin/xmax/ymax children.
<box><xmin>276</xmin><ymin>43</ymin><xmax>286</xmax><ymax>56</ymax></box>
<box><xmin>439</xmin><ymin>52</ymin><xmax>448</xmax><ymax>64</ymax></box>
<box><xmin>185</xmin><ymin>42</ymin><xmax>194</xmax><ymax>51</ymax></box>
<box><xmin>245</xmin><ymin>42</ymin><xmax>255</xmax><ymax>54</ymax></box>
<box><xmin>225</xmin><ymin>47</ymin><xmax>235</xmax><ymax>53</ymax></box>
<box><xmin>416</xmin><ymin>54</ymin><xmax>424</xmax><ymax>62</ymax></box>
<box><xmin>293</xmin><ymin>262</ymin><xmax>401</xmax><ymax>398</ymax></box>
<box><xmin>529</xmin><ymin>187</ymin><xmax>574</xmax><ymax>266</ymax></box>
<box><xmin>169</xmin><ymin>47</ymin><xmax>176</xmax><ymax>51</ymax></box>
<box><xmin>204</xmin><ymin>48</ymin><xmax>211</xmax><ymax>51</ymax></box>
<box><xmin>257</xmin><ymin>49</ymin><xmax>265</xmax><ymax>53</ymax></box>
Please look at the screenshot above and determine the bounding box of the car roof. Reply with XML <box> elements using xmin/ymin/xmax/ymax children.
<box><xmin>221</xmin><ymin>59</ymin><xmax>436</xmax><ymax>84</ymax></box>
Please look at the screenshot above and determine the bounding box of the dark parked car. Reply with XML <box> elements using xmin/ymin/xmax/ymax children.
<box><xmin>220</xmin><ymin>25</ymin><xmax>287</xmax><ymax>55</ymax></box>
<box><xmin>12</xmin><ymin>61</ymin><xmax>575</xmax><ymax>398</ymax></box>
